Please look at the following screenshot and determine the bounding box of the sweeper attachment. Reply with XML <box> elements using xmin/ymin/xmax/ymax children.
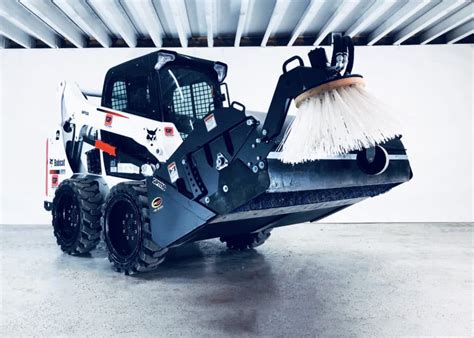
<box><xmin>44</xmin><ymin>34</ymin><xmax>412</xmax><ymax>274</ymax></box>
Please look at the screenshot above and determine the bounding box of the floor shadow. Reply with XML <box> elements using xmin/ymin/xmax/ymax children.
<box><xmin>133</xmin><ymin>240</ymin><xmax>273</xmax><ymax>281</ymax></box>
<box><xmin>133</xmin><ymin>239</ymin><xmax>278</xmax><ymax>335</ymax></box>
<box><xmin>195</xmin><ymin>248</ymin><xmax>277</xmax><ymax>335</ymax></box>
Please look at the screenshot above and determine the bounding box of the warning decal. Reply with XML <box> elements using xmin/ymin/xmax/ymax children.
<box><xmin>104</xmin><ymin>114</ymin><xmax>113</xmax><ymax>127</ymax></box>
<box><xmin>167</xmin><ymin>162</ymin><xmax>179</xmax><ymax>183</ymax></box>
<box><xmin>51</xmin><ymin>174</ymin><xmax>59</xmax><ymax>188</ymax></box>
<box><xmin>164</xmin><ymin>126</ymin><xmax>174</xmax><ymax>136</ymax></box>
<box><xmin>204</xmin><ymin>113</ymin><xmax>217</xmax><ymax>132</ymax></box>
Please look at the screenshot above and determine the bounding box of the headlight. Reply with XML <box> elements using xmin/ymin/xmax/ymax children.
<box><xmin>140</xmin><ymin>164</ymin><xmax>155</xmax><ymax>177</ymax></box>
<box><xmin>214</xmin><ymin>62</ymin><xmax>227</xmax><ymax>82</ymax></box>
<box><xmin>155</xmin><ymin>52</ymin><xmax>176</xmax><ymax>71</ymax></box>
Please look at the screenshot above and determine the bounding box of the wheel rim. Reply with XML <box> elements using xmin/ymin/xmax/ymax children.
<box><xmin>106</xmin><ymin>196</ymin><xmax>141</xmax><ymax>261</ymax></box>
<box><xmin>54</xmin><ymin>191</ymin><xmax>80</xmax><ymax>244</ymax></box>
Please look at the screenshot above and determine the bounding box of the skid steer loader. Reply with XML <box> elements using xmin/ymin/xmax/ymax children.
<box><xmin>44</xmin><ymin>39</ymin><xmax>412</xmax><ymax>274</ymax></box>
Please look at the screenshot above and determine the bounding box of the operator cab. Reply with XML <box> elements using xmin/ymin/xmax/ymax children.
<box><xmin>102</xmin><ymin>50</ymin><xmax>228</xmax><ymax>139</ymax></box>
<box><xmin>100</xmin><ymin>51</ymin><xmax>228</xmax><ymax>179</ymax></box>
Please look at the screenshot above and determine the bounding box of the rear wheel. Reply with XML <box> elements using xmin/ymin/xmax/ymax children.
<box><xmin>220</xmin><ymin>229</ymin><xmax>272</xmax><ymax>251</ymax></box>
<box><xmin>52</xmin><ymin>178</ymin><xmax>103</xmax><ymax>254</ymax></box>
<box><xmin>102</xmin><ymin>181</ymin><xmax>167</xmax><ymax>275</ymax></box>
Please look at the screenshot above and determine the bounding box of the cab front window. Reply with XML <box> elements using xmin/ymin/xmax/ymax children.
<box><xmin>159</xmin><ymin>66</ymin><xmax>220</xmax><ymax>138</ymax></box>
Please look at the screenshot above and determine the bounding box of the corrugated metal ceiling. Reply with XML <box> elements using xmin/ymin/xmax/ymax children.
<box><xmin>0</xmin><ymin>0</ymin><xmax>472</xmax><ymax>49</ymax></box>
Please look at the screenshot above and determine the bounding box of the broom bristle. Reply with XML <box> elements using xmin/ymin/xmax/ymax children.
<box><xmin>277</xmin><ymin>84</ymin><xmax>399</xmax><ymax>164</ymax></box>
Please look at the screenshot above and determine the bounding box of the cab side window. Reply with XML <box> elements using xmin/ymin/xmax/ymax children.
<box><xmin>105</xmin><ymin>76</ymin><xmax>154</xmax><ymax>119</ymax></box>
<box><xmin>111</xmin><ymin>81</ymin><xmax>127</xmax><ymax>111</ymax></box>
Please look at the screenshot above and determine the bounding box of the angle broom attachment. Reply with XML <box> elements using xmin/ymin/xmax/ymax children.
<box><xmin>277</xmin><ymin>34</ymin><xmax>399</xmax><ymax>164</ymax></box>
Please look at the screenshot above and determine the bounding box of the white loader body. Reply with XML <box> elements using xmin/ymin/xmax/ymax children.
<box><xmin>45</xmin><ymin>81</ymin><xmax>183</xmax><ymax>202</ymax></box>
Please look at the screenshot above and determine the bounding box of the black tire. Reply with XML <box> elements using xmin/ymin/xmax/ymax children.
<box><xmin>52</xmin><ymin>177</ymin><xmax>104</xmax><ymax>255</ymax></box>
<box><xmin>220</xmin><ymin>229</ymin><xmax>272</xmax><ymax>251</ymax></box>
<box><xmin>102</xmin><ymin>181</ymin><xmax>167</xmax><ymax>275</ymax></box>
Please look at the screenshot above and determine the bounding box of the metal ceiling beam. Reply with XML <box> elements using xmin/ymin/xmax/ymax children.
<box><xmin>261</xmin><ymin>0</ymin><xmax>291</xmax><ymax>47</ymax></box>
<box><xmin>314</xmin><ymin>0</ymin><xmax>360</xmax><ymax>46</ymax></box>
<box><xmin>420</xmin><ymin>3</ymin><xmax>474</xmax><ymax>44</ymax></box>
<box><xmin>53</xmin><ymin>0</ymin><xmax>111</xmax><ymax>48</ymax></box>
<box><xmin>234</xmin><ymin>0</ymin><xmax>250</xmax><ymax>47</ymax></box>
<box><xmin>445</xmin><ymin>20</ymin><xmax>473</xmax><ymax>44</ymax></box>
<box><xmin>126</xmin><ymin>0</ymin><xmax>163</xmax><ymax>47</ymax></box>
<box><xmin>0</xmin><ymin>0</ymin><xmax>58</xmax><ymax>48</ymax></box>
<box><xmin>393</xmin><ymin>0</ymin><xmax>466</xmax><ymax>45</ymax></box>
<box><xmin>167</xmin><ymin>0</ymin><xmax>192</xmax><ymax>48</ymax></box>
<box><xmin>1</xmin><ymin>0</ymin><xmax>472</xmax><ymax>49</ymax></box>
<box><xmin>205</xmin><ymin>0</ymin><xmax>216</xmax><ymax>47</ymax></box>
<box><xmin>345</xmin><ymin>0</ymin><xmax>396</xmax><ymax>38</ymax></box>
<box><xmin>0</xmin><ymin>17</ymin><xmax>32</xmax><ymax>48</ymax></box>
<box><xmin>367</xmin><ymin>0</ymin><xmax>431</xmax><ymax>46</ymax></box>
<box><xmin>20</xmin><ymin>0</ymin><xmax>85</xmax><ymax>48</ymax></box>
<box><xmin>88</xmin><ymin>0</ymin><xmax>137</xmax><ymax>47</ymax></box>
<box><xmin>288</xmin><ymin>0</ymin><xmax>325</xmax><ymax>46</ymax></box>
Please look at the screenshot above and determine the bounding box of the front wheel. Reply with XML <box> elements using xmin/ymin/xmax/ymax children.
<box><xmin>102</xmin><ymin>181</ymin><xmax>167</xmax><ymax>275</ymax></box>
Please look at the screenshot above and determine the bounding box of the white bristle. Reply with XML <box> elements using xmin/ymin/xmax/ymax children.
<box><xmin>277</xmin><ymin>85</ymin><xmax>400</xmax><ymax>164</ymax></box>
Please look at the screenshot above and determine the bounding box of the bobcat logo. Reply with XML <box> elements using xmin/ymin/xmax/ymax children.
<box><xmin>146</xmin><ymin>128</ymin><xmax>157</xmax><ymax>145</ymax></box>
<box><xmin>49</xmin><ymin>158</ymin><xmax>65</xmax><ymax>166</ymax></box>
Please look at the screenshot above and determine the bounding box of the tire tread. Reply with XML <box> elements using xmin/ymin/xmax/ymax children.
<box><xmin>102</xmin><ymin>180</ymin><xmax>167</xmax><ymax>275</ymax></box>
<box><xmin>52</xmin><ymin>178</ymin><xmax>104</xmax><ymax>255</ymax></box>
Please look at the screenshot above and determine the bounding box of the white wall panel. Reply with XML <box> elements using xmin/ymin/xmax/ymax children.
<box><xmin>0</xmin><ymin>45</ymin><xmax>472</xmax><ymax>224</ymax></box>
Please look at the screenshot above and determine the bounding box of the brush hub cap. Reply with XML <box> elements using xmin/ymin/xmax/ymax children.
<box><xmin>295</xmin><ymin>76</ymin><xmax>365</xmax><ymax>108</ymax></box>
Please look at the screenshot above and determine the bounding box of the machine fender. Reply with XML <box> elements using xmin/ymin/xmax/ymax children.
<box><xmin>146</xmin><ymin>177</ymin><xmax>216</xmax><ymax>247</ymax></box>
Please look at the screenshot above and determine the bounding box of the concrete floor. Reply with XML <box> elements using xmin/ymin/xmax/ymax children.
<box><xmin>0</xmin><ymin>223</ymin><xmax>472</xmax><ymax>336</ymax></box>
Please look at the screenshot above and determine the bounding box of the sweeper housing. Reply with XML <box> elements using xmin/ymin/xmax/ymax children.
<box><xmin>45</xmin><ymin>39</ymin><xmax>412</xmax><ymax>274</ymax></box>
